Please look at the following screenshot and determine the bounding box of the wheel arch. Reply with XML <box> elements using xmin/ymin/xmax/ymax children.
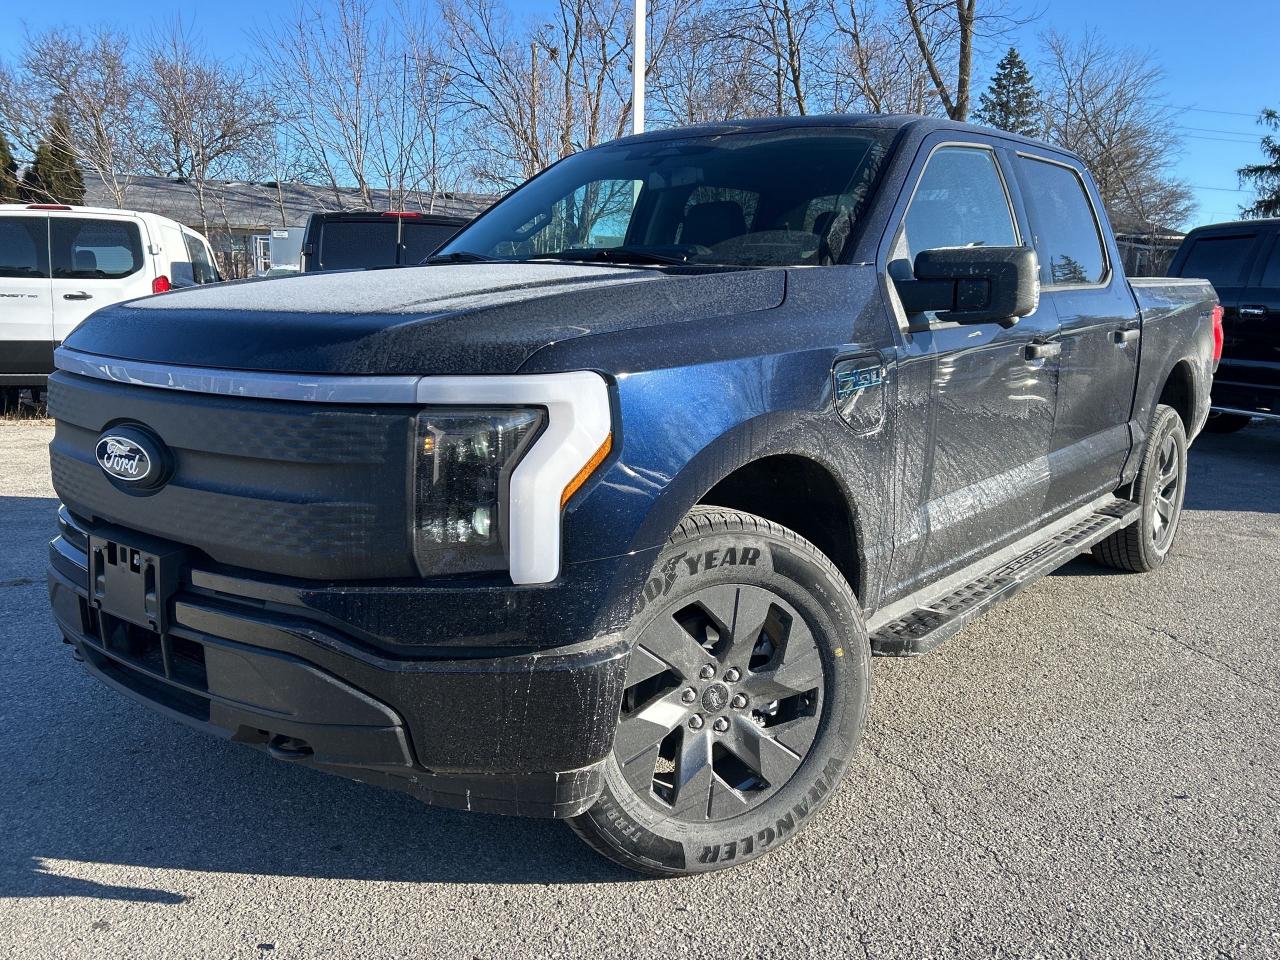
<box><xmin>1156</xmin><ymin>358</ymin><xmax>1198</xmax><ymax>436</ymax></box>
<box><xmin>695</xmin><ymin>453</ymin><xmax>866</xmax><ymax>605</ymax></box>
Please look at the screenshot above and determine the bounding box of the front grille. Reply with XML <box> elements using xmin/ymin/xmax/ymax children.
<box><xmin>48</xmin><ymin>370</ymin><xmax>419</xmax><ymax>580</ymax></box>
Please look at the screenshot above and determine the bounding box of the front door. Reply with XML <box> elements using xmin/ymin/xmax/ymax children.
<box><xmin>883</xmin><ymin>142</ymin><xmax>1061</xmax><ymax>596</ymax></box>
<box><xmin>1014</xmin><ymin>153</ymin><xmax>1141</xmax><ymax>514</ymax></box>
<box><xmin>0</xmin><ymin>213</ymin><xmax>53</xmax><ymax>373</ymax></box>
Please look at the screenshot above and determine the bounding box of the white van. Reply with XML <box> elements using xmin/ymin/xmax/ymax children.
<box><xmin>0</xmin><ymin>203</ymin><xmax>221</xmax><ymax>399</ymax></box>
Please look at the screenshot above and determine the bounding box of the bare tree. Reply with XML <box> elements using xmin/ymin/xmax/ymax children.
<box><xmin>0</xmin><ymin>28</ymin><xmax>145</xmax><ymax>206</ymax></box>
<box><xmin>828</xmin><ymin>0</ymin><xmax>938</xmax><ymax>115</ymax></box>
<box><xmin>143</xmin><ymin>22</ymin><xmax>276</xmax><ymax>234</ymax></box>
<box><xmin>1040</xmin><ymin>29</ymin><xmax>1194</xmax><ymax>229</ymax></box>
<box><xmin>649</xmin><ymin>3</ymin><xmax>759</xmax><ymax>124</ymax></box>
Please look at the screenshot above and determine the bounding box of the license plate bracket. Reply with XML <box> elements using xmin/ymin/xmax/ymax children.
<box><xmin>88</xmin><ymin>533</ymin><xmax>187</xmax><ymax>634</ymax></box>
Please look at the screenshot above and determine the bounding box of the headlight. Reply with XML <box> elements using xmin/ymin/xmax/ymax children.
<box><xmin>412</xmin><ymin>407</ymin><xmax>545</xmax><ymax>575</ymax></box>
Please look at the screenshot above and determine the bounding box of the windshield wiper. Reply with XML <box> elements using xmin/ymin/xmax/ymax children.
<box><xmin>424</xmin><ymin>251</ymin><xmax>498</xmax><ymax>264</ymax></box>
<box><xmin>529</xmin><ymin>247</ymin><xmax>690</xmax><ymax>267</ymax></box>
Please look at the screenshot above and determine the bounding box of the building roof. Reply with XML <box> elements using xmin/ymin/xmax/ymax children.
<box><xmin>82</xmin><ymin>174</ymin><xmax>494</xmax><ymax>232</ymax></box>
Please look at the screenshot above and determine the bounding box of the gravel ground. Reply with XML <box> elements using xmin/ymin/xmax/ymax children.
<box><xmin>1</xmin><ymin>420</ymin><xmax>1277</xmax><ymax>959</ymax></box>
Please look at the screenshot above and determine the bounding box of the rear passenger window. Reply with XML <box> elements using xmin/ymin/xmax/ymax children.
<box><xmin>0</xmin><ymin>216</ymin><xmax>50</xmax><ymax>278</ymax></box>
<box><xmin>183</xmin><ymin>233</ymin><xmax>219</xmax><ymax>284</ymax></box>
<box><xmin>1259</xmin><ymin>239</ymin><xmax>1280</xmax><ymax>289</ymax></box>
<box><xmin>51</xmin><ymin>218</ymin><xmax>143</xmax><ymax>279</ymax></box>
<box><xmin>1017</xmin><ymin>157</ymin><xmax>1107</xmax><ymax>286</ymax></box>
<box><xmin>1180</xmin><ymin>235</ymin><xmax>1255</xmax><ymax>289</ymax></box>
<box><xmin>318</xmin><ymin>219</ymin><xmax>397</xmax><ymax>270</ymax></box>
<box><xmin>901</xmin><ymin>147</ymin><xmax>1017</xmax><ymax>262</ymax></box>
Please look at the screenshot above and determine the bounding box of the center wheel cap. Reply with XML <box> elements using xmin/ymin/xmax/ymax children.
<box><xmin>701</xmin><ymin>682</ymin><xmax>731</xmax><ymax>713</ymax></box>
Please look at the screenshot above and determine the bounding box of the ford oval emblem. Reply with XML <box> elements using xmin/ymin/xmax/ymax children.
<box><xmin>96</xmin><ymin>435</ymin><xmax>152</xmax><ymax>482</ymax></box>
<box><xmin>94</xmin><ymin>427</ymin><xmax>170</xmax><ymax>490</ymax></box>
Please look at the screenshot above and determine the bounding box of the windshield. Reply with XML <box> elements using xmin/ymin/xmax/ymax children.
<box><xmin>438</xmin><ymin>127</ymin><xmax>894</xmax><ymax>268</ymax></box>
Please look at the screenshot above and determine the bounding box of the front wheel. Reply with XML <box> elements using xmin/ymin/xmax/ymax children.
<box><xmin>568</xmin><ymin>507</ymin><xmax>870</xmax><ymax>876</ymax></box>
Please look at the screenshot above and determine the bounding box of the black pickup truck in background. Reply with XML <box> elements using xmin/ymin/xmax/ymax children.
<box><xmin>46</xmin><ymin>115</ymin><xmax>1220</xmax><ymax>876</ymax></box>
<box><xmin>299</xmin><ymin>210</ymin><xmax>473</xmax><ymax>272</ymax></box>
<box><xmin>1169</xmin><ymin>219</ymin><xmax>1279</xmax><ymax>431</ymax></box>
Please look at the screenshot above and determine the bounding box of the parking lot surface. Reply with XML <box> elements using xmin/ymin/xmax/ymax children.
<box><xmin>1</xmin><ymin>420</ymin><xmax>1277</xmax><ymax>959</ymax></box>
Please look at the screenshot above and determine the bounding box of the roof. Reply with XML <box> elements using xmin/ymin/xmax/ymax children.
<box><xmin>80</xmin><ymin>174</ymin><xmax>494</xmax><ymax>232</ymax></box>
<box><xmin>0</xmin><ymin>202</ymin><xmax>191</xmax><ymax>228</ymax></box>
<box><xmin>1183</xmin><ymin>217</ymin><xmax>1280</xmax><ymax>234</ymax></box>
<box><xmin>608</xmin><ymin>113</ymin><xmax>1070</xmax><ymax>155</ymax></box>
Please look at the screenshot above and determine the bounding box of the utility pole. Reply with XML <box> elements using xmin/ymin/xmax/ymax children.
<box><xmin>633</xmin><ymin>0</ymin><xmax>645</xmax><ymax>135</ymax></box>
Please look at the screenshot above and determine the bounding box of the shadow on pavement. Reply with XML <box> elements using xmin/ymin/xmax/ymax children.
<box><xmin>1</xmin><ymin>490</ymin><xmax>634</xmax><ymax>900</ymax></box>
<box><xmin>1184</xmin><ymin>422</ymin><xmax>1280</xmax><ymax>514</ymax></box>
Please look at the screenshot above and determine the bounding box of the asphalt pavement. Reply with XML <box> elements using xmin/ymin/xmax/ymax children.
<box><xmin>1</xmin><ymin>419</ymin><xmax>1277</xmax><ymax>959</ymax></box>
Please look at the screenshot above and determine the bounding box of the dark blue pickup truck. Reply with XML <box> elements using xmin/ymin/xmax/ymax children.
<box><xmin>45</xmin><ymin>115</ymin><xmax>1219</xmax><ymax>876</ymax></box>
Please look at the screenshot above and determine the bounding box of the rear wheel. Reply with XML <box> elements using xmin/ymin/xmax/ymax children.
<box><xmin>568</xmin><ymin>507</ymin><xmax>870</xmax><ymax>876</ymax></box>
<box><xmin>1092</xmin><ymin>404</ymin><xmax>1188</xmax><ymax>573</ymax></box>
<box><xmin>1204</xmin><ymin>411</ymin><xmax>1252</xmax><ymax>433</ymax></box>
<box><xmin>0</xmin><ymin>388</ymin><xmax>19</xmax><ymax>416</ymax></box>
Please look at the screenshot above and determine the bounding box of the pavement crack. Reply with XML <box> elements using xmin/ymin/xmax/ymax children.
<box><xmin>864</xmin><ymin>740</ymin><xmax>1018</xmax><ymax>877</ymax></box>
<box><xmin>0</xmin><ymin>577</ymin><xmax>38</xmax><ymax>589</ymax></box>
<box><xmin>1101</xmin><ymin>609</ymin><xmax>1280</xmax><ymax>698</ymax></box>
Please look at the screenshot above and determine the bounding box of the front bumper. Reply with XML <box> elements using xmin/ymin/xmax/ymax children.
<box><xmin>48</xmin><ymin>512</ymin><xmax>630</xmax><ymax>818</ymax></box>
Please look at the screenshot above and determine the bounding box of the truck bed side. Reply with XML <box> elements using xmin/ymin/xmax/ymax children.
<box><xmin>1128</xmin><ymin>276</ymin><xmax>1218</xmax><ymax>442</ymax></box>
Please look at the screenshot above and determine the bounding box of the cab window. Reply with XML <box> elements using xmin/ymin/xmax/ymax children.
<box><xmin>51</xmin><ymin>218</ymin><xmax>144</xmax><ymax>279</ymax></box>
<box><xmin>1017</xmin><ymin>157</ymin><xmax>1107</xmax><ymax>286</ymax></box>
<box><xmin>898</xmin><ymin>146</ymin><xmax>1017</xmax><ymax>266</ymax></box>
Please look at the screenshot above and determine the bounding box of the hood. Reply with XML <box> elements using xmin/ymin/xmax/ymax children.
<box><xmin>60</xmin><ymin>262</ymin><xmax>787</xmax><ymax>376</ymax></box>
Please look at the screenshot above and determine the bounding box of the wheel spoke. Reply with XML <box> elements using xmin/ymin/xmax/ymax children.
<box><xmin>725</xmin><ymin>586</ymin><xmax>776</xmax><ymax>662</ymax></box>
<box><xmin>613</xmin><ymin>688</ymin><xmax>688</xmax><ymax>765</ymax></box>
<box><xmin>618</xmin><ymin>741</ymin><xmax>664</xmax><ymax>797</ymax></box>
<box><xmin>707</xmin><ymin>777</ymin><xmax>753</xmax><ymax>819</ymax></box>
<box><xmin>724</xmin><ymin>715</ymin><xmax>803</xmax><ymax>786</ymax></box>
<box><xmin>625</xmin><ymin>644</ymin><xmax>674</xmax><ymax>689</ymax></box>
<box><xmin>636</xmin><ymin>620</ymin><xmax>713</xmax><ymax>682</ymax></box>
<box><xmin>670</xmin><ymin>729</ymin><xmax>715</xmax><ymax>819</ymax></box>
<box><xmin>1155</xmin><ymin>494</ymin><xmax>1174</xmax><ymax>524</ymax></box>
<box><xmin>743</xmin><ymin>646</ymin><xmax>823</xmax><ymax>703</ymax></box>
<box><xmin>769</xmin><ymin>710</ymin><xmax>822</xmax><ymax>756</ymax></box>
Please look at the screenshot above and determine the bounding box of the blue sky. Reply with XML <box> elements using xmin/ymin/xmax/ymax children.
<box><xmin>3</xmin><ymin>0</ymin><xmax>1274</xmax><ymax>227</ymax></box>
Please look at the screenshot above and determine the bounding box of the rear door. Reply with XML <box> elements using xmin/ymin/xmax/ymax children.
<box><xmin>0</xmin><ymin>212</ymin><xmax>53</xmax><ymax>370</ymax></box>
<box><xmin>1014</xmin><ymin>152</ymin><xmax>1141</xmax><ymax>514</ymax></box>
<box><xmin>49</xmin><ymin>213</ymin><xmax>153</xmax><ymax>341</ymax></box>
<box><xmin>1173</xmin><ymin>228</ymin><xmax>1261</xmax><ymax>359</ymax></box>
<box><xmin>1237</xmin><ymin>230</ymin><xmax>1280</xmax><ymax>365</ymax></box>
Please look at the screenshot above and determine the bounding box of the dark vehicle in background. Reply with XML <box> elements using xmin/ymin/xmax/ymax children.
<box><xmin>1169</xmin><ymin>219</ymin><xmax>1280</xmax><ymax>431</ymax></box>
<box><xmin>299</xmin><ymin>210</ymin><xmax>471</xmax><ymax>272</ymax></box>
<box><xmin>45</xmin><ymin>115</ymin><xmax>1219</xmax><ymax>876</ymax></box>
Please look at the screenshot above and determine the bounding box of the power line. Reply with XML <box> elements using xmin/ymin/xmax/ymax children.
<box><xmin>1175</xmin><ymin>104</ymin><xmax>1266</xmax><ymax>119</ymax></box>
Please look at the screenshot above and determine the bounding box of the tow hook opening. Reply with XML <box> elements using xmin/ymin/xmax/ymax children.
<box><xmin>267</xmin><ymin>735</ymin><xmax>314</xmax><ymax>761</ymax></box>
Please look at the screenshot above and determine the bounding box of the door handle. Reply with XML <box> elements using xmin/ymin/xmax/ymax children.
<box><xmin>1025</xmin><ymin>341</ymin><xmax>1061</xmax><ymax>360</ymax></box>
<box><xmin>1112</xmin><ymin>328</ymin><xmax>1140</xmax><ymax>345</ymax></box>
<box><xmin>1239</xmin><ymin>305</ymin><xmax>1267</xmax><ymax>319</ymax></box>
<box><xmin>62</xmin><ymin>291</ymin><xmax>93</xmax><ymax>301</ymax></box>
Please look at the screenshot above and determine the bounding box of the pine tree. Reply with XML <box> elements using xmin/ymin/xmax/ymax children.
<box><xmin>21</xmin><ymin>112</ymin><xmax>84</xmax><ymax>205</ymax></box>
<box><xmin>1239</xmin><ymin>108</ymin><xmax>1280</xmax><ymax>219</ymax></box>
<box><xmin>973</xmin><ymin>48</ymin><xmax>1041</xmax><ymax>138</ymax></box>
<box><xmin>0</xmin><ymin>131</ymin><xmax>19</xmax><ymax>202</ymax></box>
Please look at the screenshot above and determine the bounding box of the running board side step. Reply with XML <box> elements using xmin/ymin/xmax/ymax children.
<box><xmin>868</xmin><ymin>497</ymin><xmax>1140</xmax><ymax>657</ymax></box>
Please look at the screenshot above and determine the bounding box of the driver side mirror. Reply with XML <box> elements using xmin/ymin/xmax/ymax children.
<box><xmin>894</xmin><ymin>245</ymin><xmax>1039</xmax><ymax>328</ymax></box>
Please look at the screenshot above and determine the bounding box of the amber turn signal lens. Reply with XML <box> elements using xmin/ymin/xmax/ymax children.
<box><xmin>561</xmin><ymin>434</ymin><xmax>613</xmax><ymax>507</ymax></box>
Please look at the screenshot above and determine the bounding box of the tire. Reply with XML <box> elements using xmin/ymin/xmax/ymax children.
<box><xmin>1204</xmin><ymin>411</ymin><xmax>1252</xmax><ymax>434</ymax></box>
<box><xmin>0</xmin><ymin>388</ymin><xmax>19</xmax><ymax>416</ymax></box>
<box><xmin>1092</xmin><ymin>404</ymin><xmax>1188</xmax><ymax>573</ymax></box>
<box><xmin>568</xmin><ymin>506</ymin><xmax>871</xmax><ymax>876</ymax></box>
